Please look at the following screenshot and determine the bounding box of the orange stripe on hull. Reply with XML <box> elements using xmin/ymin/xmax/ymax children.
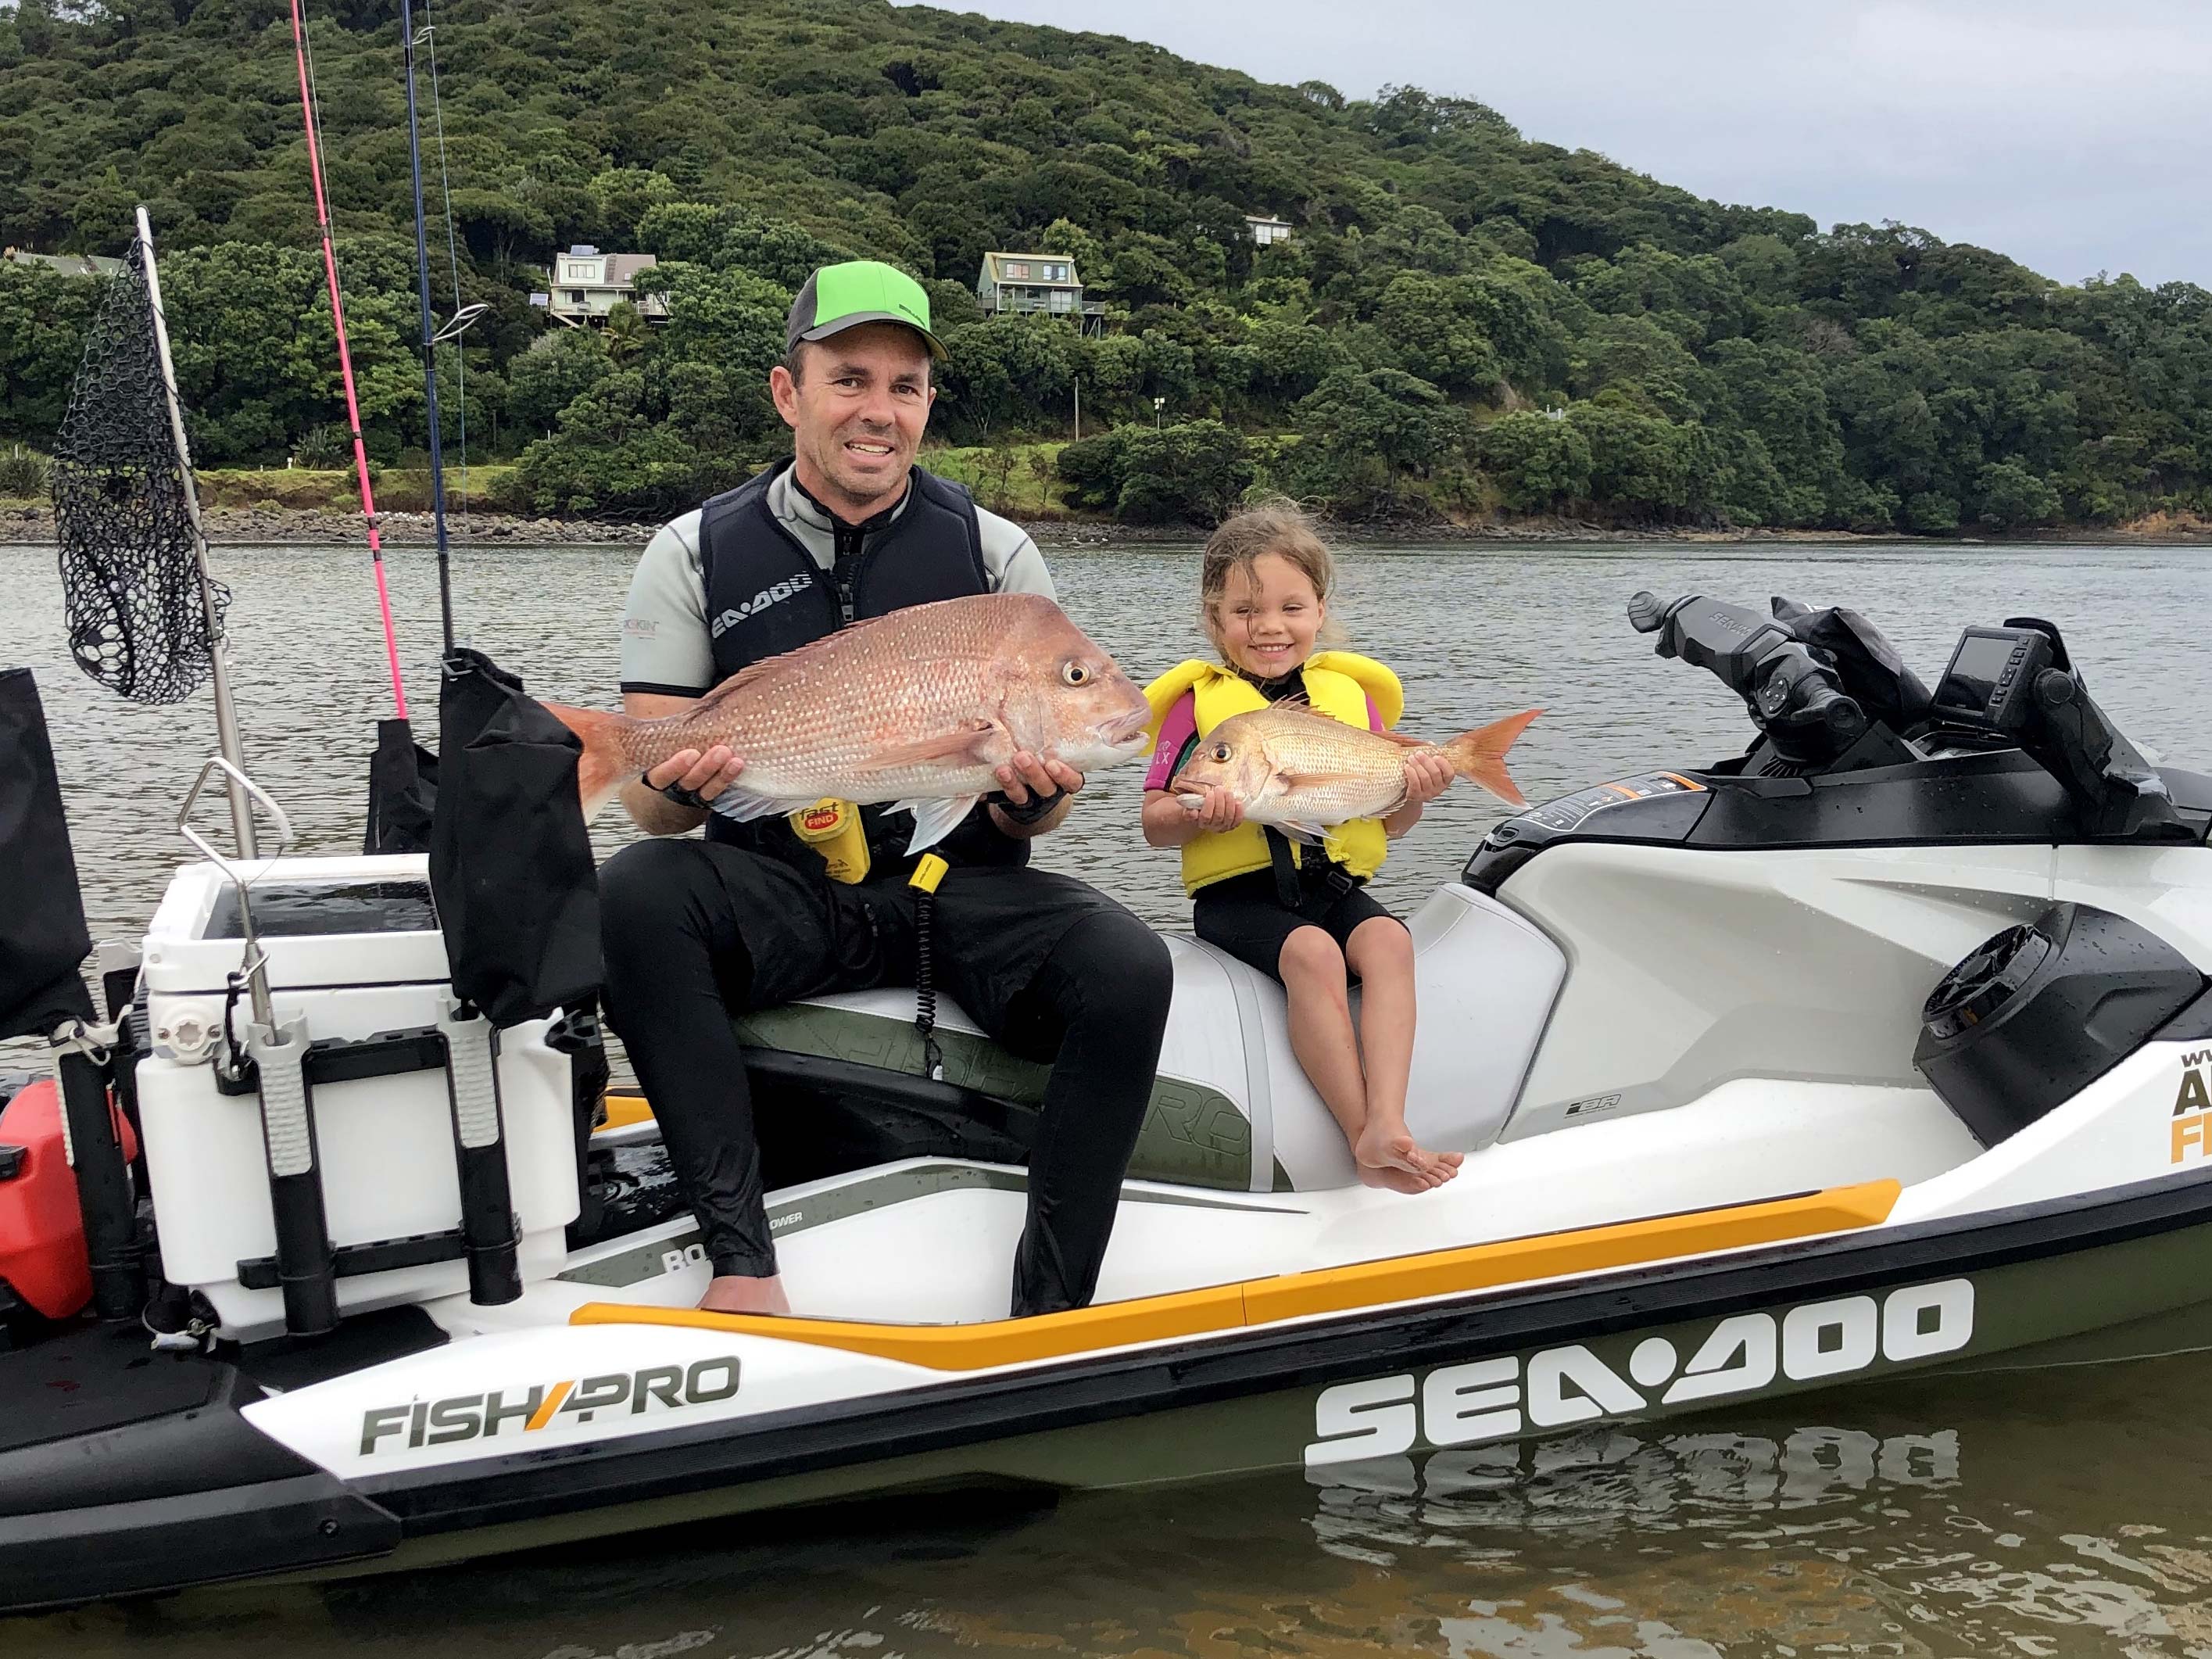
<box><xmin>598</xmin><ymin>1095</ymin><xmax>654</xmax><ymax>1130</ymax></box>
<box><xmin>571</xmin><ymin>1181</ymin><xmax>1901</xmax><ymax>1373</ymax></box>
<box><xmin>525</xmin><ymin>1379</ymin><xmax>574</xmax><ymax>1431</ymax></box>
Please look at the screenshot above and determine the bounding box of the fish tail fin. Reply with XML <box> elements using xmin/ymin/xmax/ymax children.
<box><xmin>543</xmin><ymin>702</ymin><xmax>634</xmax><ymax>821</ymax></box>
<box><xmin>1438</xmin><ymin>709</ymin><xmax>1541</xmax><ymax>808</ymax></box>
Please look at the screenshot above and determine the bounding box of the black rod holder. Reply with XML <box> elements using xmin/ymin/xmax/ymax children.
<box><xmin>55</xmin><ymin>1049</ymin><xmax>143</xmax><ymax>1323</ymax></box>
<box><xmin>246</xmin><ymin>1019</ymin><xmax>338</xmax><ymax>1336</ymax></box>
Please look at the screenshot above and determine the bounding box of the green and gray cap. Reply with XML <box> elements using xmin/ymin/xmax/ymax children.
<box><xmin>786</xmin><ymin>260</ymin><xmax>948</xmax><ymax>362</ymax></box>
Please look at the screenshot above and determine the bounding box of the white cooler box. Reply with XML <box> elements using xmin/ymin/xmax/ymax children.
<box><xmin>136</xmin><ymin>854</ymin><xmax>580</xmax><ymax>1338</ymax></box>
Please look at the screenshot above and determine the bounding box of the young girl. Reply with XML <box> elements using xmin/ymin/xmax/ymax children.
<box><xmin>1140</xmin><ymin>503</ymin><xmax>1462</xmax><ymax>1193</ymax></box>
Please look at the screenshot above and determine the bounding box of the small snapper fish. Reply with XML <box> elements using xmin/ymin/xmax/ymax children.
<box><xmin>1171</xmin><ymin>701</ymin><xmax>1541</xmax><ymax>837</ymax></box>
<box><xmin>546</xmin><ymin>593</ymin><xmax>1153</xmax><ymax>851</ymax></box>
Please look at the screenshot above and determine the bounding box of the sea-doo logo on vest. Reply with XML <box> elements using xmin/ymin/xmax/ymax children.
<box><xmin>358</xmin><ymin>1356</ymin><xmax>742</xmax><ymax>1456</ymax></box>
<box><xmin>1304</xmin><ymin>1280</ymin><xmax>1974</xmax><ymax>1467</ymax></box>
<box><xmin>2170</xmin><ymin>1050</ymin><xmax>2212</xmax><ymax>1163</ymax></box>
<box><xmin>710</xmin><ymin>573</ymin><xmax>814</xmax><ymax>639</ymax></box>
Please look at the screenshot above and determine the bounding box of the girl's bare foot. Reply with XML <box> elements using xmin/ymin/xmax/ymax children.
<box><xmin>1355</xmin><ymin>1119</ymin><xmax>1461</xmax><ymax>1188</ymax></box>
<box><xmin>1358</xmin><ymin>1161</ymin><xmax>1434</xmax><ymax>1194</ymax></box>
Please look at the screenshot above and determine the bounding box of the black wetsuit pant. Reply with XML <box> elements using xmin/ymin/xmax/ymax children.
<box><xmin>599</xmin><ymin>837</ymin><xmax>1174</xmax><ymax>1317</ymax></box>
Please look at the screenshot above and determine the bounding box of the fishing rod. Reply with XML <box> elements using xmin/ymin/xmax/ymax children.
<box><xmin>287</xmin><ymin>0</ymin><xmax>409</xmax><ymax>719</ymax></box>
<box><xmin>400</xmin><ymin>0</ymin><xmax>464</xmax><ymax>657</ymax></box>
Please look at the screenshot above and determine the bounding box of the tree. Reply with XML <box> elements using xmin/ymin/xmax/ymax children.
<box><xmin>507</xmin><ymin>328</ymin><xmax>613</xmax><ymax>434</ymax></box>
<box><xmin>602</xmin><ymin>300</ymin><xmax>647</xmax><ymax>366</ymax></box>
<box><xmin>1054</xmin><ymin>422</ymin><xmax>1253</xmax><ymax>524</ymax></box>
<box><xmin>1476</xmin><ymin>412</ymin><xmax>1594</xmax><ymax>513</ymax></box>
<box><xmin>1111</xmin><ymin>421</ymin><xmax>1252</xmax><ymax>525</ymax></box>
<box><xmin>1974</xmin><ymin>460</ymin><xmax>2060</xmax><ymax>529</ymax></box>
<box><xmin>1290</xmin><ymin>368</ymin><xmax>1464</xmax><ymax>517</ymax></box>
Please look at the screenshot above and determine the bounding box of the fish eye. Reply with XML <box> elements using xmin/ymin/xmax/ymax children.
<box><xmin>1209</xmin><ymin>742</ymin><xmax>1231</xmax><ymax>762</ymax></box>
<box><xmin>1061</xmin><ymin>661</ymin><xmax>1090</xmax><ymax>686</ymax></box>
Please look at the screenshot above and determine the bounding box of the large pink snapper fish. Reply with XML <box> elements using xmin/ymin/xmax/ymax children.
<box><xmin>546</xmin><ymin>593</ymin><xmax>1153</xmax><ymax>850</ymax></box>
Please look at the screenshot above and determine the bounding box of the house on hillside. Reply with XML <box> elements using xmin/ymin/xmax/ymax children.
<box><xmin>3</xmin><ymin>248</ymin><xmax>122</xmax><ymax>278</ymax></box>
<box><xmin>1244</xmin><ymin>214</ymin><xmax>1294</xmax><ymax>247</ymax></box>
<box><xmin>545</xmin><ymin>246</ymin><xmax>668</xmax><ymax>326</ymax></box>
<box><xmin>975</xmin><ymin>253</ymin><xmax>1107</xmax><ymax>331</ymax></box>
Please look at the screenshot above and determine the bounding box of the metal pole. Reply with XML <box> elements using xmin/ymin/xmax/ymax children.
<box><xmin>137</xmin><ymin>206</ymin><xmax>257</xmax><ymax>867</ymax></box>
<box><xmin>401</xmin><ymin>0</ymin><xmax>455</xmax><ymax>656</ymax></box>
<box><xmin>1072</xmin><ymin>376</ymin><xmax>1080</xmax><ymax>443</ymax></box>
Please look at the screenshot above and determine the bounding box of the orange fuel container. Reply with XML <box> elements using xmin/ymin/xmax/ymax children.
<box><xmin>0</xmin><ymin>1079</ymin><xmax>138</xmax><ymax>1320</ymax></box>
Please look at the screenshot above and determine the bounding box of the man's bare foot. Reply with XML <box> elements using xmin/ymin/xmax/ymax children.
<box><xmin>699</xmin><ymin>1273</ymin><xmax>791</xmax><ymax>1315</ymax></box>
<box><xmin>1355</xmin><ymin>1118</ymin><xmax>1462</xmax><ymax>1189</ymax></box>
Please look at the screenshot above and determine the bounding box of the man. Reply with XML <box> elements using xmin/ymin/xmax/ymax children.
<box><xmin>599</xmin><ymin>260</ymin><xmax>1173</xmax><ymax>1319</ymax></box>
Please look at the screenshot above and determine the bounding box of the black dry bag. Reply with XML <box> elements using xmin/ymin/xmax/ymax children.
<box><xmin>428</xmin><ymin>650</ymin><xmax>601</xmax><ymax>1027</ymax></box>
<box><xmin>363</xmin><ymin>715</ymin><xmax>438</xmax><ymax>856</ymax></box>
<box><xmin>0</xmin><ymin>668</ymin><xmax>96</xmax><ymax>1040</ymax></box>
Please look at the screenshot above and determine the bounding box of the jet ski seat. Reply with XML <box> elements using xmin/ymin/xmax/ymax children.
<box><xmin>736</xmin><ymin>883</ymin><xmax>1569</xmax><ymax>1192</ymax></box>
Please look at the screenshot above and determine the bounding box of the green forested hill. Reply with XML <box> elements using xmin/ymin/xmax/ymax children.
<box><xmin>2</xmin><ymin>0</ymin><xmax>2209</xmax><ymax>530</ymax></box>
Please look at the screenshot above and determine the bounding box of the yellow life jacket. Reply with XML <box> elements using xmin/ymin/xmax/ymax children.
<box><xmin>1142</xmin><ymin>652</ymin><xmax>1404</xmax><ymax>898</ymax></box>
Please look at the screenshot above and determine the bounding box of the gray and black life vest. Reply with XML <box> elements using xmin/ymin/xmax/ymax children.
<box><xmin>693</xmin><ymin>459</ymin><xmax>1017</xmax><ymax>869</ymax></box>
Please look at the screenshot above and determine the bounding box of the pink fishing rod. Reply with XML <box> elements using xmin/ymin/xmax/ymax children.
<box><xmin>288</xmin><ymin>0</ymin><xmax>409</xmax><ymax>719</ymax></box>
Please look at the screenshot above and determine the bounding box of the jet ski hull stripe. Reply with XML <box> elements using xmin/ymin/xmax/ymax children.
<box><xmin>354</xmin><ymin>1166</ymin><xmax>2212</xmax><ymax>1549</ymax></box>
<box><xmin>568</xmin><ymin>1181</ymin><xmax>1902</xmax><ymax>1369</ymax></box>
<box><xmin>600</xmin><ymin>1093</ymin><xmax>653</xmax><ymax>1130</ymax></box>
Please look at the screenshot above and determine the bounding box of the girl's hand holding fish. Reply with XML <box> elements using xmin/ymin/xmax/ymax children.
<box><xmin>1182</xmin><ymin>783</ymin><xmax>1244</xmax><ymax>833</ymax></box>
<box><xmin>1402</xmin><ymin>750</ymin><xmax>1455</xmax><ymax>807</ymax></box>
<box><xmin>1383</xmin><ymin>748</ymin><xmax>1456</xmax><ymax>837</ymax></box>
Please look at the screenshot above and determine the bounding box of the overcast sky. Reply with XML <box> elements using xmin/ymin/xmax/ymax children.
<box><xmin>918</xmin><ymin>0</ymin><xmax>2211</xmax><ymax>288</ymax></box>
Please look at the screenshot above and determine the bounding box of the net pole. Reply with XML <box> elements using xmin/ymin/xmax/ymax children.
<box><xmin>135</xmin><ymin>206</ymin><xmax>258</xmax><ymax>863</ymax></box>
<box><xmin>400</xmin><ymin>0</ymin><xmax>454</xmax><ymax>656</ymax></box>
<box><xmin>289</xmin><ymin>0</ymin><xmax>410</xmax><ymax>719</ymax></box>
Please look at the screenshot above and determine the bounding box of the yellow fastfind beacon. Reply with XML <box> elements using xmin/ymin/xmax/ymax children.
<box><xmin>788</xmin><ymin>798</ymin><xmax>870</xmax><ymax>883</ymax></box>
<box><xmin>908</xmin><ymin>852</ymin><xmax>949</xmax><ymax>894</ymax></box>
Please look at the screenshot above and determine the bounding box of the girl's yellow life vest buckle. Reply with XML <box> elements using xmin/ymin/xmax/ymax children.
<box><xmin>788</xmin><ymin>797</ymin><xmax>870</xmax><ymax>883</ymax></box>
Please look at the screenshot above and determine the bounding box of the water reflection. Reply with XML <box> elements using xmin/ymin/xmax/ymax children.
<box><xmin>13</xmin><ymin>1353</ymin><xmax>2212</xmax><ymax>1657</ymax></box>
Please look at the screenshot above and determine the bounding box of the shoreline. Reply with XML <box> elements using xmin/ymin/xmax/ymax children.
<box><xmin>2</xmin><ymin>503</ymin><xmax>2208</xmax><ymax>551</ymax></box>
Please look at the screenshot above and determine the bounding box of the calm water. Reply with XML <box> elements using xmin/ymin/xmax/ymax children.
<box><xmin>5</xmin><ymin>536</ymin><xmax>2212</xmax><ymax>1656</ymax></box>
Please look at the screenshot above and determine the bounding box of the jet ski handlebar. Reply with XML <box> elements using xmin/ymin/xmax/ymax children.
<box><xmin>1628</xmin><ymin>590</ymin><xmax>1867</xmax><ymax>765</ymax></box>
<box><xmin>1628</xmin><ymin>589</ymin><xmax>2191</xmax><ymax>838</ymax></box>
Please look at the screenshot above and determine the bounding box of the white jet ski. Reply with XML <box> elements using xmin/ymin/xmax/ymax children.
<box><xmin>4</xmin><ymin>589</ymin><xmax>2212</xmax><ymax>1612</ymax></box>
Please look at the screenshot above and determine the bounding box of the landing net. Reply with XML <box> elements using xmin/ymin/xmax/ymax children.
<box><xmin>49</xmin><ymin>240</ymin><xmax>227</xmax><ymax>705</ymax></box>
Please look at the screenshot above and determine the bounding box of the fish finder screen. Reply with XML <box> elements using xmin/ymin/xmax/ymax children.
<box><xmin>1936</xmin><ymin>633</ymin><xmax>2016</xmax><ymax>715</ymax></box>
